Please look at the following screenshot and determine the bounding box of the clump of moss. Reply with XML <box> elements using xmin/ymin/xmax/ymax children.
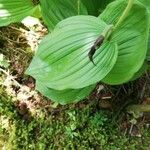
<box><xmin>0</xmin><ymin>92</ymin><xmax>150</xmax><ymax>150</ymax></box>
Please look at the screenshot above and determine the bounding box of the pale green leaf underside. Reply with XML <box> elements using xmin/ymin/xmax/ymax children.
<box><xmin>99</xmin><ymin>0</ymin><xmax>150</xmax><ymax>84</ymax></box>
<box><xmin>0</xmin><ymin>0</ymin><xmax>36</xmax><ymax>26</ymax></box>
<box><xmin>26</xmin><ymin>16</ymin><xmax>118</xmax><ymax>90</ymax></box>
<box><xmin>40</xmin><ymin>0</ymin><xmax>88</xmax><ymax>31</ymax></box>
<box><xmin>36</xmin><ymin>81</ymin><xmax>95</xmax><ymax>105</ymax></box>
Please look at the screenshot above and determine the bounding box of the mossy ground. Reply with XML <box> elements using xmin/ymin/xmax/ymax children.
<box><xmin>0</xmin><ymin>23</ymin><xmax>150</xmax><ymax>150</ymax></box>
<box><xmin>0</xmin><ymin>89</ymin><xmax>150</xmax><ymax>150</ymax></box>
<box><xmin>0</xmin><ymin>91</ymin><xmax>150</xmax><ymax>150</ymax></box>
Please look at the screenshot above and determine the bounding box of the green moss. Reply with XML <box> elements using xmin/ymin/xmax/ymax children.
<box><xmin>0</xmin><ymin>90</ymin><xmax>150</xmax><ymax>150</ymax></box>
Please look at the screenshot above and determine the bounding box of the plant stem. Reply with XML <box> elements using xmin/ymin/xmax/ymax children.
<box><xmin>114</xmin><ymin>0</ymin><xmax>134</xmax><ymax>29</ymax></box>
<box><xmin>102</xmin><ymin>0</ymin><xmax>134</xmax><ymax>41</ymax></box>
<box><xmin>127</xmin><ymin>105</ymin><xmax>150</xmax><ymax>112</ymax></box>
<box><xmin>102</xmin><ymin>25</ymin><xmax>114</xmax><ymax>41</ymax></box>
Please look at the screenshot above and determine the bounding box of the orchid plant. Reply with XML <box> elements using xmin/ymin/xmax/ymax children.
<box><xmin>0</xmin><ymin>0</ymin><xmax>150</xmax><ymax>104</ymax></box>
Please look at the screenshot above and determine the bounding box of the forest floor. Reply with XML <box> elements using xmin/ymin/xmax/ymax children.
<box><xmin>0</xmin><ymin>20</ymin><xmax>150</xmax><ymax>150</ymax></box>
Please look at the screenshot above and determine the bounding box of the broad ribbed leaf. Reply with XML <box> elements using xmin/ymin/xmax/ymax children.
<box><xmin>99</xmin><ymin>0</ymin><xmax>150</xmax><ymax>84</ymax></box>
<box><xmin>0</xmin><ymin>0</ymin><xmax>37</xmax><ymax>26</ymax></box>
<box><xmin>131</xmin><ymin>62</ymin><xmax>148</xmax><ymax>81</ymax></box>
<box><xmin>40</xmin><ymin>0</ymin><xmax>88</xmax><ymax>31</ymax></box>
<box><xmin>146</xmin><ymin>35</ymin><xmax>150</xmax><ymax>61</ymax></box>
<box><xmin>138</xmin><ymin>0</ymin><xmax>150</xmax><ymax>60</ymax></box>
<box><xmin>138</xmin><ymin>0</ymin><xmax>150</xmax><ymax>25</ymax></box>
<box><xmin>26</xmin><ymin>16</ymin><xmax>118</xmax><ymax>90</ymax></box>
<box><xmin>138</xmin><ymin>0</ymin><xmax>150</xmax><ymax>10</ymax></box>
<box><xmin>81</xmin><ymin>0</ymin><xmax>114</xmax><ymax>16</ymax></box>
<box><xmin>36</xmin><ymin>82</ymin><xmax>95</xmax><ymax>104</ymax></box>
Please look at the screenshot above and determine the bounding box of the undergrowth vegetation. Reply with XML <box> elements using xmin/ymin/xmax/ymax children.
<box><xmin>0</xmin><ymin>89</ymin><xmax>150</xmax><ymax>150</ymax></box>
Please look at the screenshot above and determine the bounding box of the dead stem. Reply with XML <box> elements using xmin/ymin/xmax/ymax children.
<box><xmin>127</xmin><ymin>104</ymin><xmax>150</xmax><ymax>112</ymax></box>
<box><xmin>0</xmin><ymin>68</ymin><xmax>22</xmax><ymax>88</ymax></box>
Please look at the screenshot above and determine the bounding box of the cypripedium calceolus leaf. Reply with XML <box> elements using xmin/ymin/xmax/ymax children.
<box><xmin>40</xmin><ymin>0</ymin><xmax>88</xmax><ymax>31</ymax></box>
<box><xmin>36</xmin><ymin>82</ymin><xmax>95</xmax><ymax>105</ymax></box>
<box><xmin>0</xmin><ymin>0</ymin><xmax>37</xmax><ymax>26</ymax></box>
<box><xmin>26</xmin><ymin>16</ymin><xmax>118</xmax><ymax>90</ymax></box>
<box><xmin>146</xmin><ymin>36</ymin><xmax>150</xmax><ymax>61</ymax></box>
<box><xmin>27</xmin><ymin>0</ymin><xmax>150</xmax><ymax>104</ymax></box>
<box><xmin>138</xmin><ymin>0</ymin><xmax>150</xmax><ymax>11</ymax></box>
<box><xmin>81</xmin><ymin>0</ymin><xmax>114</xmax><ymax>16</ymax></box>
<box><xmin>99</xmin><ymin>0</ymin><xmax>150</xmax><ymax>84</ymax></box>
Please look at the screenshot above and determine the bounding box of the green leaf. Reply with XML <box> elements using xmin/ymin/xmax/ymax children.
<box><xmin>138</xmin><ymin>0</ymin><xmax>150</xmax><ymax>25</ymax></box>
<box><xmin>131</xmin><ymin>62</ymin><xmax>148</xmax><ymax>81</ymax></box>
<box><xmin>146</xmin><ymin>35</ymin><xmax>150</xmax><ymax>61</ymax></box>
<box><xmin>81</xmin><ymin>0</ymin><xmax>114</xmax><ymax>16</ymax></box>
<box><xmin>138</xmin><ymin>0</ymin><xmax>150</xmax><ymax>11</ymax></box>
<box><xmin>36</xmin><ymin>81</ymin><xmax>95</xmax><ymax>104</ymax></box>
<box><xmin>0</xmin><ymin>54</ymin><xmax>9</xmax><ymax>68</ymax></box>
<box><xmin>26</xmin><ymin>16</ymin><xmax>118</xmax><ymax>90</ymax></box>
<box><xmin>32</xmin><ymin>4</ymin><xmax>42</xmax><ymax>18</ymax></box>
<box><xmin>40</xmin><ymin>0</ymin><xmax>88</xmax><ymax>31</ymax></box>
<box><xmin>0</xmin><ymin>0</ymin><xmax>37</xmax><ymax>26</ymax></box>
<box><xmin>99</xmin><ymin>0</ymin><xmax>150</xmax><ymax>84</ymax></box>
